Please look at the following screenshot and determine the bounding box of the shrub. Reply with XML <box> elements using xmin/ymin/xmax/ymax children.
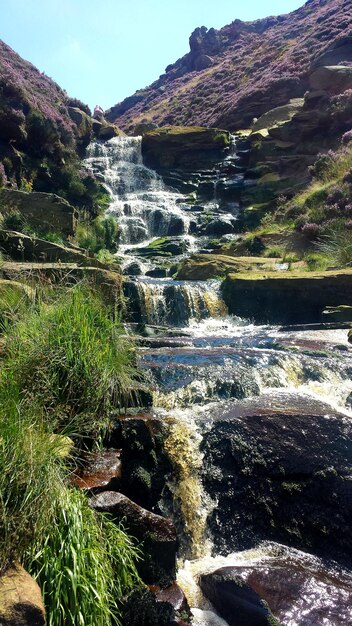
<box><xmin>2</xmin><ymin>209</ymin><xmax>27</xmax><ymax>232</ymax></box>
<box><xmin>263</xmin><ymin>245</ymin><xmax>284</xmax><ymax>258</ymax></box>
<box><xmin>342</xmin><ymin>129</ymin><xmax>352</xmax><ymax>145</ymax></box>
<box><xmin>301</xmin><ymin>222</ymin><xmax>322</xmax><ymax>240</ymax></box>
<box><xmin>304</xmin><ymin>252</ymin><xmax>329</xmax><ymax>271</ymax></box>
<box><xmin>65</xmin><ymin>97</ymin><xmax>91</xmax><ymax>116</ymax></box>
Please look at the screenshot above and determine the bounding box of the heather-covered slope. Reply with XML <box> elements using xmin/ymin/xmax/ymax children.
<box><xmin>106</xmin><ymin>0</ymin><xmax>352</xmax><ymax>132</ymax></box>
<box><xmin>0</xmin><ymin>40</ymin><xmax>110</xmax><ymax>212</ymax></box>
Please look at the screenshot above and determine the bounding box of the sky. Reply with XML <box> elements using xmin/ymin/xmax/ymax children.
<box><xmin>1</xmin><ymin>0</ymin><xmax>305</xmax><ymax>111</ymax></box>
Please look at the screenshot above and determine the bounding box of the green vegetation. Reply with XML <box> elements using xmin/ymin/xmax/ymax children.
<box><xmin>0</xmin><ymin>284</ymin><xmax>141</xmax><ymax>624</ymax></box>
<box><xmin>75</xmin><ymin>214</ymin><xmax>119</xmax><ymax>257</ymax></box>
<box><xmin>27</xmin><ymin>489</ymin><xmax>140</xmax><ymax>626</ymax></box>
<box><xmin>4</xmin><ymin>285</ymin><xmax>137</xmax><ymax>427</ymax></box>
<box><xmin>317</xmin><ymin>225</ymin><xmax>352</xmax><ymax>267</ymax></box>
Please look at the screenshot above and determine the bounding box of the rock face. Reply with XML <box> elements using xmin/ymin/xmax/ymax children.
<box><xmin>309</xmin><ymin>65</ymin><xmax>352</xmax><ymax>94</ymax></box>
<box><xmin>202</xmin><ymin>393</ymin><xmax>352</xmax><ymax>563</ymax></box>
<box><xmin>0</xmin><ymin>564</ymin><xmax>46</xmax><ymax>626</ymax></box>
<box><xmin>200</xmin><ymin>552</ymin><xmax>352</xmax><ymax>626</ymax></box>
<box><xmin>0</xmin><ymin>189</ymin><xmax>76</xmax><ymax>236</ymax></box>
<box><xmin>91</xmin><ymin>491</ymin><xmax>177</xmax><ymax>586</ymax></box>
<box><xmin>142</xmin><ymin>126</ymin><xmax>230</xmax><ymax>172</ymax></box>
<box><xmin>107</xmin><ymin>415</ymin><xmax>171</xmax><ymax>509</ymax></box>
<box><xmin>200</xmin><ymin>567</ymin><xmax>280</xmax><ymax>626</ymax></box>
<box><xmin>222</xmin><ymin>269</ymin><xmax>352</xmax><ymax>324</ymax></box>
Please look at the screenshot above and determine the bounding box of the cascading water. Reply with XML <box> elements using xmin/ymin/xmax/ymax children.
<box><xmin>85</xmin><ymin>135</ymin><xmax>352</xmax><ymax>625</ymax></box>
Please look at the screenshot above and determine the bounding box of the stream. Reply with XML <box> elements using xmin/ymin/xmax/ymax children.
<box><xmin>85</xmin><ymin>136</ymin><xmax>352</xmax><ymax>626</ymax></box>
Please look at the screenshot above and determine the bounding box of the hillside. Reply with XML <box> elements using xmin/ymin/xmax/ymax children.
<box><xmin>106</xmin><ymin>0</ymin><xmax>352</xmax><ymax>132</ymax></box>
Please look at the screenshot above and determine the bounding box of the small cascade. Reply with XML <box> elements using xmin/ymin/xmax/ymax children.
<box><xmin>85</xmin><ymin>136</ymin><xmax>191</xmax><ymax>245</ymax></box>
<box><xmin>163</xmin><ymin>415</ymin><xmax>214</xmax><ymax>559</ymax></box>
<box><xmin>124</xmin><ymin>278</ymin><xmax>227</xmax><ymax>326</ymax></box>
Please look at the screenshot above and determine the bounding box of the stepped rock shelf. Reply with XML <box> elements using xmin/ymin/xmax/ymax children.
<box><xmin>222</xmin><ymin>269</ymin><xmax>352</xmax><ymax>324</ymax></box>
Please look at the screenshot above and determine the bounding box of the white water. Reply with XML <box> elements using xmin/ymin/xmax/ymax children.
<box><xmin>85</xmin><ymin>136</ymin><xmax>192</xmax><ymax>246</ymax></box>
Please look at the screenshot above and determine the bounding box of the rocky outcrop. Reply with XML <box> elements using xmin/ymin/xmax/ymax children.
<box><xmin>175</xmin><ymin>254</ymin><xmax>280</xmax><ymax>281</ymax></box>
<box><xmin>142</xmin><ymin>126</ymin><xmax>230</xmax><ymax>172</ymax></box>
<box><xmin>0</xmin><ymin>189</ymin><xmax>76</xmax><ymax>236</ymax></box>
<box><xmin>0</xmin><ymin>564</ymin><xmax>46</xmax><ymax>626</ymax></box>
<box><xmin>222</xmin><ymin>269</ymin><xmax>352</xmax><ymax>324</ymax></box>
<box><xmin>309</xmin><ymin>65</ymin><xmax>352</xmax><ymax>94</ymax></box>
<box><xmin>90</xmin><ymin>491</ymin><xmax>177</xmax><ymax>586</ymax></box>
<box><xmin>202</xmin><ymin>393</ymin><xmax>352</xmax><ymax>563</ymax></box>
<box><xmin>0</xmin><ymin>262</ymin><xmax>123</xmax><ymax>305</ymax></box>
<box><xmin>0</xmin><ymin>229</ymin><xmax>104</xmax><ymax>265</ymax></box>
<box><xmin>107</xmin><ymin>415</ymin><xmax>170</xmax><ymax>509</ymax></box>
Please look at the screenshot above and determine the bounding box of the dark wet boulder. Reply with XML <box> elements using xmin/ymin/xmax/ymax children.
<box><xmin>200</xmin><ymin>546</ymin><xmax>352</xmax><ymax>626</ymax></box>
<box><xmin>71</xmin><ymin>449</ymin><xmax>121</xmax><ymax>492</ymax></box>
<box><xmin>154</xmin><ymin>582</ymin><xmax>190</xmax><ymax>617</ymax></box>
<box><xmin>204</xmin><ymin>218</ymin><xmax>236</xmax><ymax>236</ymax></box>
<box><xmin>123</xmin><ymin>261</ymin><xmax>143</xmax><ymax>276</ymax></box>
<box><xmin>202</xmin><ymin>393</ymin><xmax>352</xmax><ymax>563</ymax></box>
<box><xmin>322</xmin><ymin>305</ymin><xmax>352</xmax><ymax>323</ymax></box>
<box><xmin>107</xmin><ymin>415</ymin><xmax>171</xmax><ymax>509</ymax></box>
<box><xmin>90</xmin><ymin>491</ymin><xmax>177</xmax><ymax>585</ymax></box>
<box><xmin>200</xmin><ymin>567</ymin><xmax>281</xmax><ymax>626</ymax></box>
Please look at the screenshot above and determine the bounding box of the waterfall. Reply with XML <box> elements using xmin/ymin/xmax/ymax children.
<box><xmin>85</xmin><ymin>136</ymin><xmax>191</xmax><ymax>246</ymax></box>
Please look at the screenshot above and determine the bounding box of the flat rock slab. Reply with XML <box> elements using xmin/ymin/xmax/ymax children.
<box><xmin>222</xmin><ymin>269</ymin><xmax>352</xmax><ymax>324</ymax></box>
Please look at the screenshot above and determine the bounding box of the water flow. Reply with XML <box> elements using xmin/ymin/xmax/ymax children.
<box><xmin>85</xmin><ymin>136</ymin><xmax>191</xmax><ymax>246</ymax></box>
<box><xmin>86</xmin><ymin>135</ymin><xmax>352</xmax><ymax>625</ymax></box>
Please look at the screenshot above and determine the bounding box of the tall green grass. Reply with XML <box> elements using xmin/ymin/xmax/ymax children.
<box><xmin>26</xmin><ymin>488</ymin><xmax>141</xmax><ymax>626</ymax></box>
<box><xmin>3</xmin><ymin>285</ymin><xmax>137</xmax><ymax>429</ymax></box>
<box><xmin>0</xmin><ymin>283</ymin><xmax>142</xmax><ymax>624</ymax></box>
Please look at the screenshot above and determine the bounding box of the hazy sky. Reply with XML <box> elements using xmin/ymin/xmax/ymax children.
<box><xmin>1</xmin><ymin>0</ymin><xmax>305</xmax><ymax>110</ymax></box>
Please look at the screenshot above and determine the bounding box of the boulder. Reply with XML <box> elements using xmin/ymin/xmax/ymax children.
<box><xmin>252</xmin><ymin>98</ymin><xmax>304</xmax><ymax>132</ymax></box>
<box><xmin>97</xmin><ymin>123</ymin><xmax>124</xmax><ymax>140</ymax></box>
<box><xmin>0</xmin><ymin>229</ymin><xmax>104</xmax><ymax>265</ymax></box>
<box><xmin>309</xmin><ymin>65</ymin><xmax>352</xmax><ymax>94</ymax></box>
<box><xmin>222</xmin><ymin>269</ymin><xmax>352</xmax><ymax>324</ymax></box>
<box><xmin>107</xmin><ymin>415</ymin><xmax>170</xmax><ymax>509</ymax></box>
<box><xmin>71</xmin><ymin>449</ymin><xmax>122</xmax><ymax>492</ymax></box>
<box><xmin>154</xmin><ymin>582</ymin><xmax>190</xmax><ymax>616</ymax></box>
<box><xmin>90</xmin><ymin>491</ymin><xmax>177</xmax><ymax>585</ymax></box>
<box><xmin>67</xmin><ymin>106</ymin><xmax>93</xmax><ymax>144</ymax></box>
<box><xmin>0</xmin><ymin>189</ymin><xmax>76</xmax><ymax>236</ymax></box>
<box><xmin>200</xmin><ymin>548</ymin><xmax>352</xmax><ymax>626</ymax></box>
<box><xmin>0</xmin><ymin>564</ymin><xmax>45</xmax><ymax>626</ymax></box>
<box><xmin>200</xmin><ymin>567</ymin><xmax>280</xmax><ymax>626</ymax></box>
<box><xmin>204</xmin><ymin>218</ymin><xmax>236</xmax><ymax>236</ymax></box>
<box><xmin>201</xmin><ymin>393</ymin><xmax>352</xmax><ymax>562</ymax></box>
<box><xmin>142</xmin><ymin>126</ymin><xmax>230</xmax><ymax>172</ymax></box>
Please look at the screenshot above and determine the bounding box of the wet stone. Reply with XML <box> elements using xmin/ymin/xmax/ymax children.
<box><xmin>71</xmin><ymin>449</ymin><xmax>122</xmax><ymax>492</ymax></box>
